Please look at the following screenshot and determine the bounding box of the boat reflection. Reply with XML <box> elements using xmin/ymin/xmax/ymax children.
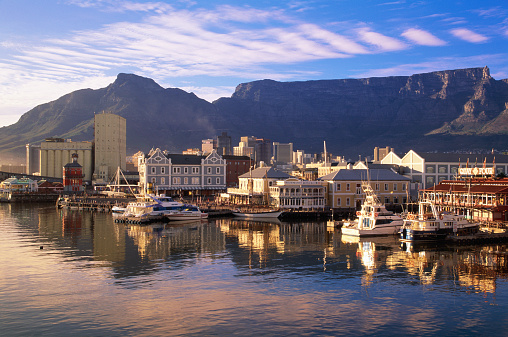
<box><xmin>32</xmin><ymin>208</ymin><xmax>508</xmax><ymax>299</ymax></box>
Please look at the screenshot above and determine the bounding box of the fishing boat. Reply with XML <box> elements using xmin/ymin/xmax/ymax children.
<box><xmin>232</xmin><ymin>209</ymin><xmax>282</xmax><ymax>219</ymax></box>
<box><xmin>341</xmin><ymin>184</ymin><xmax>403</xmax><ymax>237</ymax></box>
<box><xmin>399</xmin><ymin>199</ymin><xmax>479</xmax><ymax>242</ymax></box>
<box><xmin>165</xmin><ymin>205</ymin><xmax>208</xmax><ymax>221</ymax></box>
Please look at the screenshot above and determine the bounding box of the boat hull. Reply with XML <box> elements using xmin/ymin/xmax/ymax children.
<box><xmin>166</xmin><ymin>213</ymin><xmax>208</xmax><ymax>221</ymax></box>
<box><xmin>232</xmin><ymin>211</ymin><xmax>282</xmax><ymax>219</ymax></box>
<box><xmin>341</xmin><ymin>223</ymin><xmax>402</xmax><ymax>237</ymax></box>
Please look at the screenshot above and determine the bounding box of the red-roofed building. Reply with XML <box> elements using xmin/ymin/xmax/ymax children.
<box><xmin>421</xmin><ymin>178</ymin><xmax>508</xmax><ymax>222</ymax></box>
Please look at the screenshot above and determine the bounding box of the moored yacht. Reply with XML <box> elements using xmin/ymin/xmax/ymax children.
<box><xmin>341</xmin><ymin>184</ymin><xmax>403</xmax><ymax>237</ymax></box>
<box><xmin>399</xmin><ymin>199</ymin><xmax>479</xmax><ymax>241</ymax></box>
<box><xmin>165</xmin><ymin>204</ymin><xmax>208</xmax><ymax>221</ymax></box>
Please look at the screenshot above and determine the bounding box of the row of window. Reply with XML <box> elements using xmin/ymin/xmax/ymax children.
<box><xmin>425</xmin><ymin>165</ymin><xmax>506</xmax><ymax>174</ymax></box>
<box><xmin>335</xmin><ymin>196</ymin><xmax>407</xmax><ymax>207</ymax></box>
<box><xmin>334</xmin><ymin>183</ymin><xmax>406</xmax><ymax>192</ymax></box>
<box><xmin>151</xmin><ymin>177</ymin><xmax>222</xmax><ymax>185</ymax></box>
<box><xmin>150</xmin><ymin>166</ymin><xmax>221</xmax><ymax>175</ymax></box>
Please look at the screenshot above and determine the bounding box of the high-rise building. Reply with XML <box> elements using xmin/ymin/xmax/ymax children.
<box><xmin>216</xmin><ymin>132</ymin><xmax>232</xmax><ymax>156</ymax></box>
<box><xmin>273</xmin><ymin>142</ymin><xmax>293</xmax><ymax>164</ymax></box>
<box><xmin>94</xmin><ymin>113</ymin><xmax>126</xmax><ymax>182</ymax></box>
<box><xmin>201</xmin><ymin>139</ymin><xmax>215</xmax><ymax>155</ymax></box>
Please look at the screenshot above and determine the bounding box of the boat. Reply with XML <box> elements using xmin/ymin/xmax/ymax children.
<box><xmin>341</xmin><ymin>184</ymin><xmax>403</xmax><ymax>237</ymax></box>
<box><xmin>399</xmin><ymin>199</ymin><xmax>479</xmax><ymax>242</ymax></box>
<box><xmin>232</xmin><ymin>209</ymin><xmax>282</xmax><ymax>219</ymax></box>
<box><xmin>165</xmin><ymin>205</ymin><xmax>208</xmax><ymax>221</ymax></box>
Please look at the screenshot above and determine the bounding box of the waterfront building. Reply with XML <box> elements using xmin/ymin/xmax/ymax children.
<box><xmin>37</xmin><ymin>180</ymin><xmax>63</xmax><ymax>193</ymax></box>
<box><xmin>318</xmin><ymin>168</ymin><xmax>410</xmax><ymax>210</ymax></box>
<box><xmin>381</xmin><ymin>150</ymin><xmax>508</xmax><ymax>190</ymax></box>
<box><xmin>40</xmin><ymin>138</ymin><xmax>93</xmax><ymax>181</ymax></box>
<box><xmin>138</xmin><ymin>148</ymin><xmax>226</xmax><ymax>196</ymax></box>
<box><xmin>227</xmin><ymin>166</ymin><xmax>294</xmax><ymax>204</ymax></box>
<box><xmin>269</xmin><ymin>179</ymin><xmax>326</xmax><ymax>209</ymax></box>
<box><xmin>420</xmin><ymin>175</ymin><xmax>508</xmax><ymax>223</ymax></box>
<box><xmin>0</xmin><ymin>176</ymin><xmax>38</xmax><ymax>193</ymax></box>
<box><xmin>0</xmin><ymin>164</ymin><xmax>27</xmax><ymax>175</ymax></box>
<box><xmin>94</xmin><ymin>113</ymin><xmax>126</xmax><ymax>182</ymax></box>
<box><xmin>63</xmin><ymin>153</ymin><xmax>84</xmax><ymax>192</ymax></box>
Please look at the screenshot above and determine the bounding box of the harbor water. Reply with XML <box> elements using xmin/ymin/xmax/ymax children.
<box><xmin>1</xmin><ymin>203</ymin><xmax>508</xmax><ymax>336</ymax></box>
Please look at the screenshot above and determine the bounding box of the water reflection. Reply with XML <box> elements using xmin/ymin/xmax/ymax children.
<box><xmin>5</xmin><ymin>205</ymin><xmax>508</xmax><ymax>335</ymax></box>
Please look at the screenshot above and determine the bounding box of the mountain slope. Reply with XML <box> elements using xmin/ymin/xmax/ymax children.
<box><xmin>1</xmin><ymin>67</ymin><xmax>507</xmax><ymax>162</ymax></box>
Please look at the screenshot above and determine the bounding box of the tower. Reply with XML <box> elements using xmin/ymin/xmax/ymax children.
<box><xmin>94</xmin><ymin>113</ymin><xmax>126</xmax><ymax>182</ymax></box>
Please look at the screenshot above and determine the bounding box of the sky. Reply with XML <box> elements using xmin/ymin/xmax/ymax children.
<box><xmin>0</xmin><ymin>0</ymin><xmax>507</xmax><ymax>128</ymax></box>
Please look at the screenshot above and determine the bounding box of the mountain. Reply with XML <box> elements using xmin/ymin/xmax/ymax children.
<box><xmin>213</xmin><ymin>66</ymin><xmax>508</xmax><ymax>156</ymax></box>
<box><xmin>1</xmin><ymin>66</ymin><xmax>507</xmax><ymax>163</ymax></box>
<box><xmin>0</xmin><ymin>73</ymin><xmax>218</xmax><ymax>161</ymax></box>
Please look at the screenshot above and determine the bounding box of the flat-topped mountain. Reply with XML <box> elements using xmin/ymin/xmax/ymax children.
<box><xmin>1</xmin><ymin>66</ymin><xmax>507</xmax><ymax>162</ymax></box>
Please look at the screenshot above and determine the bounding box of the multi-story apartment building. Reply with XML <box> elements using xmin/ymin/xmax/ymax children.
<box><xmin>138</xmin><ymin>148</ymin><xmax>226</xmax><ymax>196</ymax></box>
<box><xmin>318</xmin><ymin>168</ymin><xmax>410</xmax><ymax>210</ymax></box>
<box><xmin>223</xmin><ymin>155</ymin><xmax>251</xmax><ymax>187</ymax></box>
<box><xmin>381</xmin><ymin>150</ymin><xmax>508</xmax><ymax>189</ymax></box>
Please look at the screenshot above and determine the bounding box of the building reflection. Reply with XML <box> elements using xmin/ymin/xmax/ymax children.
<box><xmin>32</xmin><ymin>207</ymin><xmax>508</xmax><ymax>297</ymax></box>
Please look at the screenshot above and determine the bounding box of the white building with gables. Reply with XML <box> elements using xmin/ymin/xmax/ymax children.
<box><xmin>138</xmin><ymin>148</ymin><xmax>226</xmax><ymax>196</ymax></box>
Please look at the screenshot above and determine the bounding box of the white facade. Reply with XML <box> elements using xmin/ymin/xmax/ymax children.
<box><xmin>138</xmin><ymin>149</ymin><xmax>226</xmax><ymax>194</ymax></box>
<box><xmin>269</xmin><ymin>179</ymin><xmax>326</xmax><ymax>209</ymax></box>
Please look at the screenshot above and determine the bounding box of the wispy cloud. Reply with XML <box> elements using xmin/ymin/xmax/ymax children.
<box><xmin>352</xmin><ymin>54</ymin><xmax>506</xmax><ymax>78</ymax></box>
<box><xmin>357</xmin><ymin>28</ymin><xmax>407</xmax><ymax>51</ymax></box>
<box><xmin>401</xmin><ymin>28</ymin><xmax>447</xmax><ymax>46</ymax></box>
<box><xmin>450</xmin><ymin>28</ymin><xmax>489</xmax><ymax>43</ymax></box>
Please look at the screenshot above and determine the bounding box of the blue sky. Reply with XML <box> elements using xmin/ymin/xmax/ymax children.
<box><xmin>1</xmin><ymin>0</ymin><xmax>507</xmax><ymax>127</ymax></box>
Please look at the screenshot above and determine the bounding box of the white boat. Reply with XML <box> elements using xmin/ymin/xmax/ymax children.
<box><xmin>111</xmin><ymin>205</ymin><xmax>127</xmax><ymax>213</ymax></box>
<box><xmin>232</xmin><ymin>209</ymin><xmax>282</xmax><ymax>219</ymax></box>
<box><xmin>341</xmin><ymin>184</ymin><xmax>403</xmax><ymax>237</ymax></box>
<box><xmin>121</xmin><ymin>194</ymin><xmax>184</xmax><ymax>217</ymax></box>
<box><xmin>400</xmin><ymin>199</ymin><xmax>479</xmax><ymax>242</ymax></box>
<box><xmin>165</xmin><ymin>205</ymin><xmax>208</xmax><ymax>221</ymax></box>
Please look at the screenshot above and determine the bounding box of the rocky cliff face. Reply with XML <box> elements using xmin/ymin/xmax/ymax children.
<box><xmin>213</xmin><ymin>66</ymin><xmax>508</xmax><ymax>156</ymax></box>
<box><xmin>1</xmin><ymin>67</ymin><xmax>507</xmax><ymax>162</ymax></box>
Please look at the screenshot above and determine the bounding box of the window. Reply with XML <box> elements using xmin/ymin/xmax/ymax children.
<box><xmin>151</xmin><ymin>177</ymin><xmax>156</xmax><ymax>184</ymax></box>
<box><xmin>393</xmin><ymin>183</ymin><xmax>397</xmax><ymax>191</ymax></box>
<box><xmin>151</xmin><ymin>167</ymin><xmax>156</xmax><ymax>174</ymax></box>
<box><xmin>161</xmin><ymin>167</ymin><xmax>165</xmax><ymax>174</ymax></box>
<box><xmin>385</xmin><ymin>197</ymin><xmax>390</xmax><ymax>204</ymax></box>
<box><xmin>173</xmin><ymin>177</ymin><xmax>180</xmax><ymax>184</ymax></box>
<box><xmin>192</xmin><ymin>167</ymin><xmax>199</xmax><ymax>174</ymax></box>
<box><xmin>337</xmin><ymin>198</ymin><xmax>341</xmax><ymax>206</ymax></box>
<box><xmin>402</xmin><ymin>183</ymin><xmax>406</xmax><ymax>191</ymax></box>
<box><xmin>346</xmin><ymin>198</ymin><xmax>350</xmax><ymax>206</ymax></box>
<box><xmin>207</xmin><ymin>177</ymin><xmax>212</xmax><ymax>184</ymax></box>
<box><xmin>375</xmin><ymin>183</ymin><xmax>379</xmax><ymax>191</ymax></box>
<box><xmin>207</xmin><ymin>167</ymin><xmax>212</xmax><ymax>174</ymax></box>
<box><xmin>336</xmin><ymin>183</ymin><xmax>341</xmax><ymax>191</ymax></box>
<box><xmin>438</xmin><ymin>165</ymin><xmax>448</xmax><ymax>173</ymax></box>
<box><xmin>184</xmin><ymin>177</ymin><xmax>188</xmax><ymax>184</ymax></box>
<box><xmin>384</xmin><ymin>183</ymin><xmax>388</xmax><ymax>191</ymax></box>
<box><xmin>425</xmin><ymin>165</ymin><xmax>435</xmax><ymax>174</ymax></box>
<box><xmin>184</xmin><ymin>167</ymin><xmax>188</xmax><ymax>174</ymax></box>
<box><xmin>173</xmin><ymin>167</ymin><xmax>181</xmax><ymax>174</ymax></box>
<box><xmin>394</xmin><ymin>197</ymin><xmax>398</xmax><ymax>204</ymax></box>
<box><xmin>161</xmin><ymin>177</ymin><xmax>165</xmax><ymax>185</ymax></box>
<box><xmin>216</xmin><ymin>177</ymin><xmax>220</xmax><ymax>184</ymax></box>
<box><xmin>192</xmin><ymin>177</ymin><xmax>199</xmax><ymax>185</ymax></box>
<box><xmin>346</xmin><ymin>183</ymin><xmax>350</xmax><ymax>191</ymax></box>
<box><xmin>426</xmin><ymin>176</ymin><xmax>435</xmax><ymax>186</ymax></box>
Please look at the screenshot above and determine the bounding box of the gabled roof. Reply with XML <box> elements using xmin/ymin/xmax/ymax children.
<box><xmin>239</xmin><ymin>166</ymin><xmax>293</xmax><ymax>179</ymax></box>
<box><xmin>318</xmin><ymin>169</ymin><xmax>410</xmax><ymax>181</ymax></box>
